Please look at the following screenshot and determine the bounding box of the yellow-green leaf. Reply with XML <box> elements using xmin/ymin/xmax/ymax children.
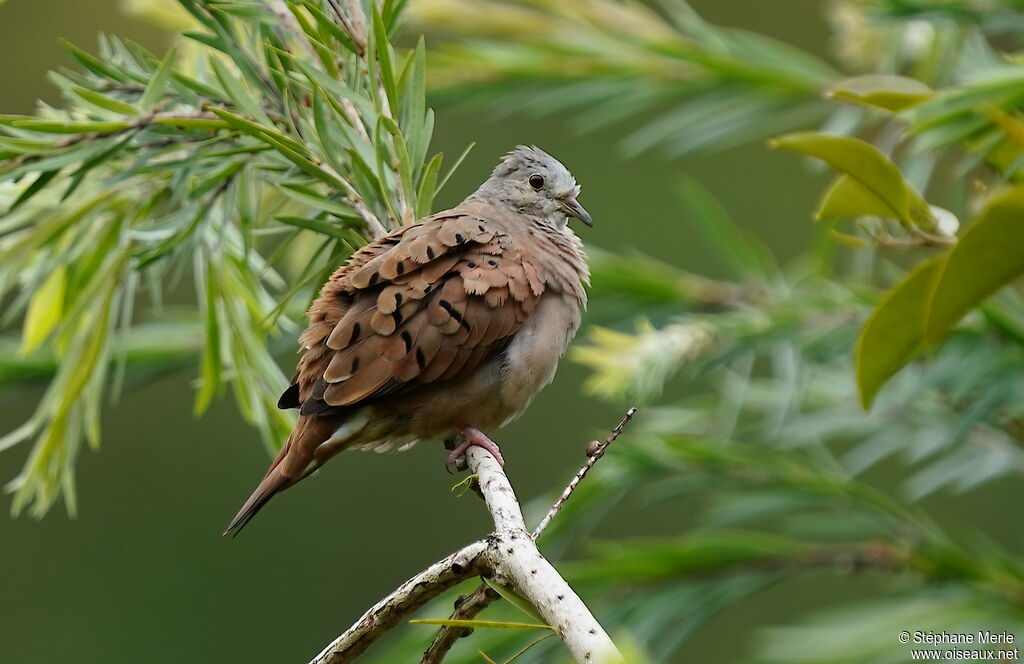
<box><xmin>855</xmin><ymin>256</ymin><xmax>945</xmax><ymax>409</ymax></box>
<box><xmin>828</xmin><ymin>75</ymin><xmax>933</xmax><ymax>112</ymax></box>
<box><xmin>21</xmin><ymin>266</ymin><xmax>68</xmax><ymax>355</ymax></box>
<box><xmin>771</xmin><ymin>132</ymin><xmax>932</xmax><ymax>229</ymax></box>
<box><xmin>815</xmin><ymin>174</ymin><xmax>896</xmax><ymax>221</ymax></box>
<box><xmin>924</xmin><ymin>186</ymin><xmax>1024</xmax><ymax>345</ymax></box>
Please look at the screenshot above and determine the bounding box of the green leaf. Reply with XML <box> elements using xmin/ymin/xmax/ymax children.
<box><xmin>300</xmin><ymin>0</ymin><xmax>362</xmax><ymax>55</ymax></box>
<box><xmin>10</xmin><ymin>119</ymin><xmax>135</xmax><ymax>134</ymax></box>
<box><xmin>770</xmin><ymin>132</ymin><xmax>933</xmax><ymax>229</ymax></box>
<box><xmin>278</xmin><ymin>183</ymin><xmax>359</xmax><ymax>219</ymax></box>
<box><xmin>209</xmin><ymin>56</ymin><xmax>272</xmax><ymax>126</ymax></box>
<box><xmin>151</xmin><ymin>116</ymin><xmax>229</xmax><ymax>130</ymax></box>
<box><xmin>195</xmin><ymin>256</ymin><xmax>221</xmax><ymax>415</ymax></box>
<box><xmin>924</xmin><ymin>186</ymin><xmax>1024</xmax><ymax>345</ymax></box>
<box><xmin>675</xmin><ymin>174</ymin><xmax>769</xmax><ymax>279</ymax></box>
<box><xmin>481</xmin><ymin>577</ymin><xmax>547</xmax><ymax>624</ymax></box>
<box><xmin>69</xmin><ymin>86</ymin><xmax>141</xmax><ymax>116</ymax></box>
<box><xmin>815</xmin><ymin>174</ymin><xmax>898</xmax><ymax>221</ymax></box>
<box><xmin>855</xmin><ymin>255</ymin><xmax>945</xmax><ymax>409</ymax></box>
<box><xmin>273</xmin><ymin>215</ymin><xmax>351</xmax><ymax>239</ymax></box>
<box><xmin>370</xmin><ymin>4</ymin><xmax>398</xmax><ymax>110</ymax></box>
<box><xmin>60</xmin><ymin>39</ymin><xmax>130</xmax><ymax>82</ymax></box>
<box><xmin>828</xmin><ymin>75</ymin><xmax>933</xmax><ymax>112</ymax></box>
<box><xmin>21</xmin><ymin>265</ymin><xmax>68</xmax><ymax>355</ymax></box>
<box><xmin>409</xmin><ymin>619</ymin><xmax>556</xmax><ymax>632</ymax></box>
<box><xmin>415</xmin><ymin>152</ymin><xmax>442</xmax><ymax>219</ymax></box>
<box><xmin>139</xmin><ymin>46</ymin><xmax>179</xmax><ymax>109</ymax></box>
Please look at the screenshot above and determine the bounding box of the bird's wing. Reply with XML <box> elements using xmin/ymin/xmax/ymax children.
<box><xmin>290</xmin><ymin>211</ymin><xmax>546</xmax><ymax>415</ymax></box>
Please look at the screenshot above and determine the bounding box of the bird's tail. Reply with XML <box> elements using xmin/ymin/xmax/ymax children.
<box><xmin>223</xmin><ymin>467</ymin><xmax>292</xmax><ymax>537</ymax></box>
<box><xmin>223</xmin><ymin>429</ymin><xmax>304</xmax><ymax>537</ymax></box>
<box><xmin>223</xmin><ymin>413</ymin><xmax>356</xmax><ymax>537</ymax></box>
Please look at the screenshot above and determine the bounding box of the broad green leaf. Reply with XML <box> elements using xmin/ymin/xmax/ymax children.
<box><xmin>815</xmin><ymin>174</ymin><xmax>897</xmax><ymax>220</ymax></box>
<box><xmin>770</xmin><ymin>132</ymin><xmax>933</xmax><ymax>229</ymax></box>
<box><xmin>855</xmin><ymin>256</ymin><xmax>945</xmax><ymax>409</ymax></box>
<box><xmin>924</xmin><ymin>186</ymin><xmax>1024</xmax><ymax>345</ymax></box>
<box><xmin>21</xmin><ymin>266</ymin><xmax>68</xmax><ymax>355</ymax></box>
<box><xmin>828</xmin><ymin>75</ymin><xmax>933</xmax><ymax>112</ymax></box>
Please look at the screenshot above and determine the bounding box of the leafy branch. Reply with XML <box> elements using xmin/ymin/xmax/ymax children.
<box><xmin>0</xmin><ymin>0</ymin><xmax>466</xmax><ymax>517</ymax></box>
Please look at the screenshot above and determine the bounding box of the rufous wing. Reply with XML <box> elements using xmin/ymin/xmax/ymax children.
<box><xmin>290</xmin><ymin>212</ymin><xmax>545</xmax><ymax>415</ymax></box>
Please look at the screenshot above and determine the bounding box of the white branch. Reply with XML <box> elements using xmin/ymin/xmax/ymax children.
<box><xmin>310</xmin><ymin>541</ymin><xmax>487</xmax><ymax>664</ymax></box>
<box><xmin>467</xmin><ymin>446</ymin><xmax>622</xmax><ymax>664</ymax></box>
<box><xmin>311</xmin><ymin>409</ymin><xmax>638</xmax><ymax>664</ymax></box>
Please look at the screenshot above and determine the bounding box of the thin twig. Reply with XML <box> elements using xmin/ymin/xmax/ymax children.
<box><xmin>419</xmin><ymin>584</ymin><xmax>499</xmax><ymax>664</ymax></box>
<box><xmin>532</xmin><ymin>407</ymin><xmax>637</xmax><ymax>540</ymax></box>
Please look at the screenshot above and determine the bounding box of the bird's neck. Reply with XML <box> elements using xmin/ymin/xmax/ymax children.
<box><xmin>465</xmin><ymin>190</ymin><xmax>567</xmax><ymax>231</ymax></box>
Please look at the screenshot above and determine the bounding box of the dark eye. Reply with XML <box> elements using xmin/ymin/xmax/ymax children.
<box><xmin>528</xmin><ymin>174</ymin><xmax>545</xmax><ymax>190</ymax></box>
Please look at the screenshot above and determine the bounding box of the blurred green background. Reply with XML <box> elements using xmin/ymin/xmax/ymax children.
<box><xmin>0</xmin><ymin>2</ymin><xmax>1017</xmax><ymax>663</ymax></box>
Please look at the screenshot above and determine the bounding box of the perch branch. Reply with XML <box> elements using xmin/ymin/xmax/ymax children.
<box><xmin>423</xmin><ymin>408</ymin><xmax>638</xmax><ymax>663</ymax></box>
<box><xmin>466</xmin><ymin>446</ymin><xmax>622</xmax><ymax>663</ymax></box>
<box><xmin>314</xmin><ymin>409</ymin><xmax>636</xmax><ymax>664</ymax></box>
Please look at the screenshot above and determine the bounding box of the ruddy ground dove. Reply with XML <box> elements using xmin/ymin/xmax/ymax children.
<box><xmin>225</xmin><ymin>146</ymin><xmax>592</xmax><ymax>535</ymax></box>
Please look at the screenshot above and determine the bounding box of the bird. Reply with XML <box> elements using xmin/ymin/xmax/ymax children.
<box><xmin>224</xmin><ymin>145</ymin><xmax>592</xmax><ymax>536</ymax></box>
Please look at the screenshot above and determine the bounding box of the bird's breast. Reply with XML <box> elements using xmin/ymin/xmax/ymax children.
<box><xmin>498</xmin><ymin>290</ymin><xmax>582</xmax><ymax>422</ymax></box>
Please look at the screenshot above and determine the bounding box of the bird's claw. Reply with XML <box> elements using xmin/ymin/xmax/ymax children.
<box><xmin>445</xmin><ymin>427</ymin><xmax>505</xmax><ymax>469</ymax></box>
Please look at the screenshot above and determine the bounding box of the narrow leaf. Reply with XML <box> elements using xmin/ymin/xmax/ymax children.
<box><xmin>828</xmin><ymin>75</ymin><xmax>933</xmax><ymax>112</ymax></box>
<box><xmin>21</xmin><ymin>266</ymin><xmax>68</xmax><ymax>356</ymax></box>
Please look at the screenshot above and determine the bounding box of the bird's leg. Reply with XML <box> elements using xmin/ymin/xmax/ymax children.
<box><xmin>446</xmin><ymin>427</ymin><xmax>505</xmax><ymax>467</ymax></box>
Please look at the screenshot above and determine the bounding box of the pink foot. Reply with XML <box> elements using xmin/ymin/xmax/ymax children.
<box><xmin>446</xmin><ymin>427</ymin><xmax>505</xmax><ymax>466</ymax></box>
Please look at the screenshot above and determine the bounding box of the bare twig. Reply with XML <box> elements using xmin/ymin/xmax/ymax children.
<box><xmin>309</xmin><ymin>541</ymin><xmax>488</xmax><ymax>664</ymax></box>
<box><xmin>533</xmin><ymin>407</ymin><xmax>637</xmax><ymax>539</ymax></box>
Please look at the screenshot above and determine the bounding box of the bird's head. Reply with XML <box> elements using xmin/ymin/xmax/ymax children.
<box><xmin>476</xmin><ymin>145</ymin><xmax>592</xmax><ymax>229</ymax></box>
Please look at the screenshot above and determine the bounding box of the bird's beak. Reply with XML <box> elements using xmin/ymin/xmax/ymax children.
<box><xmin>560</xmin><ymin>196</ymin><xmax>593</xmax><ymax>227</ymax></box>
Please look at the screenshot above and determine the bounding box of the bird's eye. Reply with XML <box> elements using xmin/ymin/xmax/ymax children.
<box><xmin>528</xmin><ymin>174</ymin><xmax>545</xmax><ymax>190</ymax></box>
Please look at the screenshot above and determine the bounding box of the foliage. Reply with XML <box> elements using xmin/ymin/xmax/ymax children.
<box><xmin>382</xmin><ymin>1</ymin><xmax>1024</xmax><ymax>662</ymax></box>
<box><xmin>0</xmin><ymin>0</ymin><xmax>463</xmax><ymax>516</ymax></box>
